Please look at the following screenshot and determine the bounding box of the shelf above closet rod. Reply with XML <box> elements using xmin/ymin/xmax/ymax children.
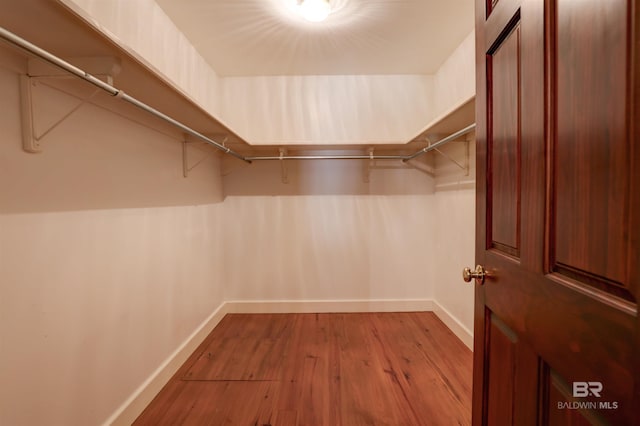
<box><xmin>0</xmin><ymin>25</ymin><xmax>250</xmax><ymax>164</ymax></box>
<box><xmin>246</xmin><ymin>123</ymin><xmax>476</xmax><ymax>162</ymax></box>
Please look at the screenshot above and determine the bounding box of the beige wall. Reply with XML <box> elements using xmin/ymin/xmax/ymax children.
<box><xmin>221</xmin><ymin>195</ymin><xmax>435</xmax><ymax>301</ymax></box>
<box><xmin>0</xmin><ymin>49</ymin><xmax>226</xmax><ymax>425</ymax></box>
<box><xmin>220</xmin><ymin>74</ymin><xmax>434</xmax><ymax>145</ymax></box>
<box><xmin>432</xmin><ymin>139</ymin><xmax>476</xmax><ymax>338</ymax></box>
<box><xmin>433</xmin><ymin>30</ymin><xmax>476</xmax><ymax>118</ymax></box>
<box><xmin>220</xmin><ymin>157</ymin><xmax>436</xmax><ymax>303</ymax></box>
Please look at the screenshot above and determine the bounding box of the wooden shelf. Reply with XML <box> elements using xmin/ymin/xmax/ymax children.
<box><xmin>409</xmin><ymin>96</ymin><xmax>476</xmax><ymax>142</ymax></box>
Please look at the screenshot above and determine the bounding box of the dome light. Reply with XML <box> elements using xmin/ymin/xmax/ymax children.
<box><xmin>298</xmin><ymin>0</ymin><xmax>331</xmax><ymax>22</ymax></box>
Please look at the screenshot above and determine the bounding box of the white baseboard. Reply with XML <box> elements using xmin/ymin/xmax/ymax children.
<box><xmin>104</xmin><ymin>302</ymin><xmax>231</xmax><ymax>426</ymax></box>
<box><xmin>225</xmin><ymin>298</ymin><xmax>434</xmax><ymax>314</ymax></box>
<box><xmin>432</xmin><ymin>301</ymin><xmax>474</xmax><ymax>350</ymax></box>
<box><xmin>105</xmin><ymin>298</ymin><xmax>472</xmax><ymax>425</ymax></box>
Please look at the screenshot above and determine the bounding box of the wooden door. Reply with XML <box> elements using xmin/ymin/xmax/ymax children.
<box><xmin>473</xmin><ymin>0</ymin><xmax>639</xmax><ymax>424</ymax></box>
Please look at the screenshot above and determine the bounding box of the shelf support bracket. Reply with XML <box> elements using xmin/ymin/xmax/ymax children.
<box><xmin>182</xmin><ymin>140</ymin><xmax>189</xmax><ymax>178</ymax></box>
<box><xmin>20</xmin><ymin>75</ymin><xmax>100</xmax><ymax>152</ymax></box>
<box><xmin>183</xmin><ymin>134</ymin><xmax>227</xmax><ymax>177</ymax></box>
<box><xmin>19</xmin><ymin>56</ymin><xmax>121</xmax><ymax>153</ymax></box>
<box><xmin>425</xmin><ymin>136</ymin><xmax>470</xmax><ymax>176</ymax></box>
<box><xmin>279</xmin><ymin>148</ymin><xmax>289</xmax><ymax>184</ymax></box>
<box><xmin>433</xmin><ymin>147</ymin><xmax>469</xmax><ymax>174</ymax></box>
<box><xmin>364</xmin><ymin>147</ymin><xmax>375</xmax><ymax>183</ymax></box>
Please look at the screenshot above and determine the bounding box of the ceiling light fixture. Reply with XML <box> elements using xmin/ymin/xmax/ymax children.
<box><xmin>298</xmin><ymin>0</ymin><xmax>332</xmax><ymax>22</ymax></box>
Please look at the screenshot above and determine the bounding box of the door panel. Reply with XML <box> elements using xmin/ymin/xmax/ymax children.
<box><xmin>473</xmin><ymin>0</ymin><xmax>638</xmax><ymax>424</ymax></box>
<box><xmin>484</xmin><ymin>313</ymin><xmax>541</xmax><ymax>425</ymax></box>
<box><xmin>488</xmin><ymin>22</ymin><xmax>521</xmax><ymax>256</ymax></box>
<box><xmin>486</xmin><ymin>315</ymin><xmax>517</xmax><ymax>425</ymax></box>
<box><xmin>552</xmin><ymin>0</ymin><xmax>631</xmax><ymax>299</ymax></box>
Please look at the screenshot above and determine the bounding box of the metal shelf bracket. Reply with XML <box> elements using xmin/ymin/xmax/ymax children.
<box><xmin>19</xmin><ymin>75</ymin><xmax>101</xmax><ymax>152</ymax></box>
<box><xmin>183</xmin><ymin>134</ymin><xmax>228</xmax><ymax>177</ymax></box>
<box><xmin>364</xmin><ymin>147</ymin><xmax>375</xmax><ymax>183</ymax></box>
<box><xmin>279</xmin><ymin>148</ymin><xmax>289</xmax><ymax>184</ymax></box>
<box><xmin>425</xmin><ymin>135</ymin><xmax>471</xmax><ymax>176</ymax></box>
<box><xmin>19</xmin><ymin>56</ymin><xmax>121</xmax><ymax>153</ymax></box>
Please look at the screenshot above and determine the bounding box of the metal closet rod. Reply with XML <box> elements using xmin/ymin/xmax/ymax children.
<box><xmin>245</xmin><ymin>123</ymin><xmax>476</xmax><ymax>161</ymax></box>
<box><xmin>0</xmin><ymin>25</ymin><xmax>475</xmax><ymax>164</ymax></box>
<box><xmin>0</xmin><ymin>25</ymin><xmax>249</xmax><ymax>163</ymax></box>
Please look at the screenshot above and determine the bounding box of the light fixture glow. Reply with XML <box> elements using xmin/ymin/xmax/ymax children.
<box><xmin>298</xmin><ymin>0</ymin><xmax>331</xmax><ymax>22</ymax></box>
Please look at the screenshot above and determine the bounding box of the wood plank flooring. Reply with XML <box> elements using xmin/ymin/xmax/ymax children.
<box><xmin>134</xmin><ymin>312</ymin><xmax>472</xmax><ymax>425</ymax></box>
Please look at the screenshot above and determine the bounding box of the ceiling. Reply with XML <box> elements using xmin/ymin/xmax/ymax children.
<box><xmin>155</xmin><ymin>0</ymin><xmax>475</xmax><ymax>77</ymax></box>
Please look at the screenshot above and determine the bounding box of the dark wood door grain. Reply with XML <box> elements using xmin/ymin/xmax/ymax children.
<box><xmin>488</xmin><ymin>20</ymin><xmax>521</xmax><ymax>256</ymax></box>
<box><xmin>474</xmin><ymin>0</ymin><xmax>639</xmax><ymax>424</ymax></box>
<box><xmin>553</xmin><ymin>0</ymin><xmax>631</xmax><ymax>299</ymax></box>
<box><xmin>134</xmin><ymin>312</ymin><xmax>472</xmax><ymax>425</ymax></box>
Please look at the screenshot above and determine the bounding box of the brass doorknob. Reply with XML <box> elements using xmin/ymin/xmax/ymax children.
<box><xmin>463</xmin><ymin>265</ymin><xmax>487</xmax><ymax>284</ymax></box>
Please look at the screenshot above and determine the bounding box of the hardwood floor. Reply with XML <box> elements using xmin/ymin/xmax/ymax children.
<box><xmin>134</xmin><ymin>312</ymin><xmax>472</xmax><ymax>425</ymax></box>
